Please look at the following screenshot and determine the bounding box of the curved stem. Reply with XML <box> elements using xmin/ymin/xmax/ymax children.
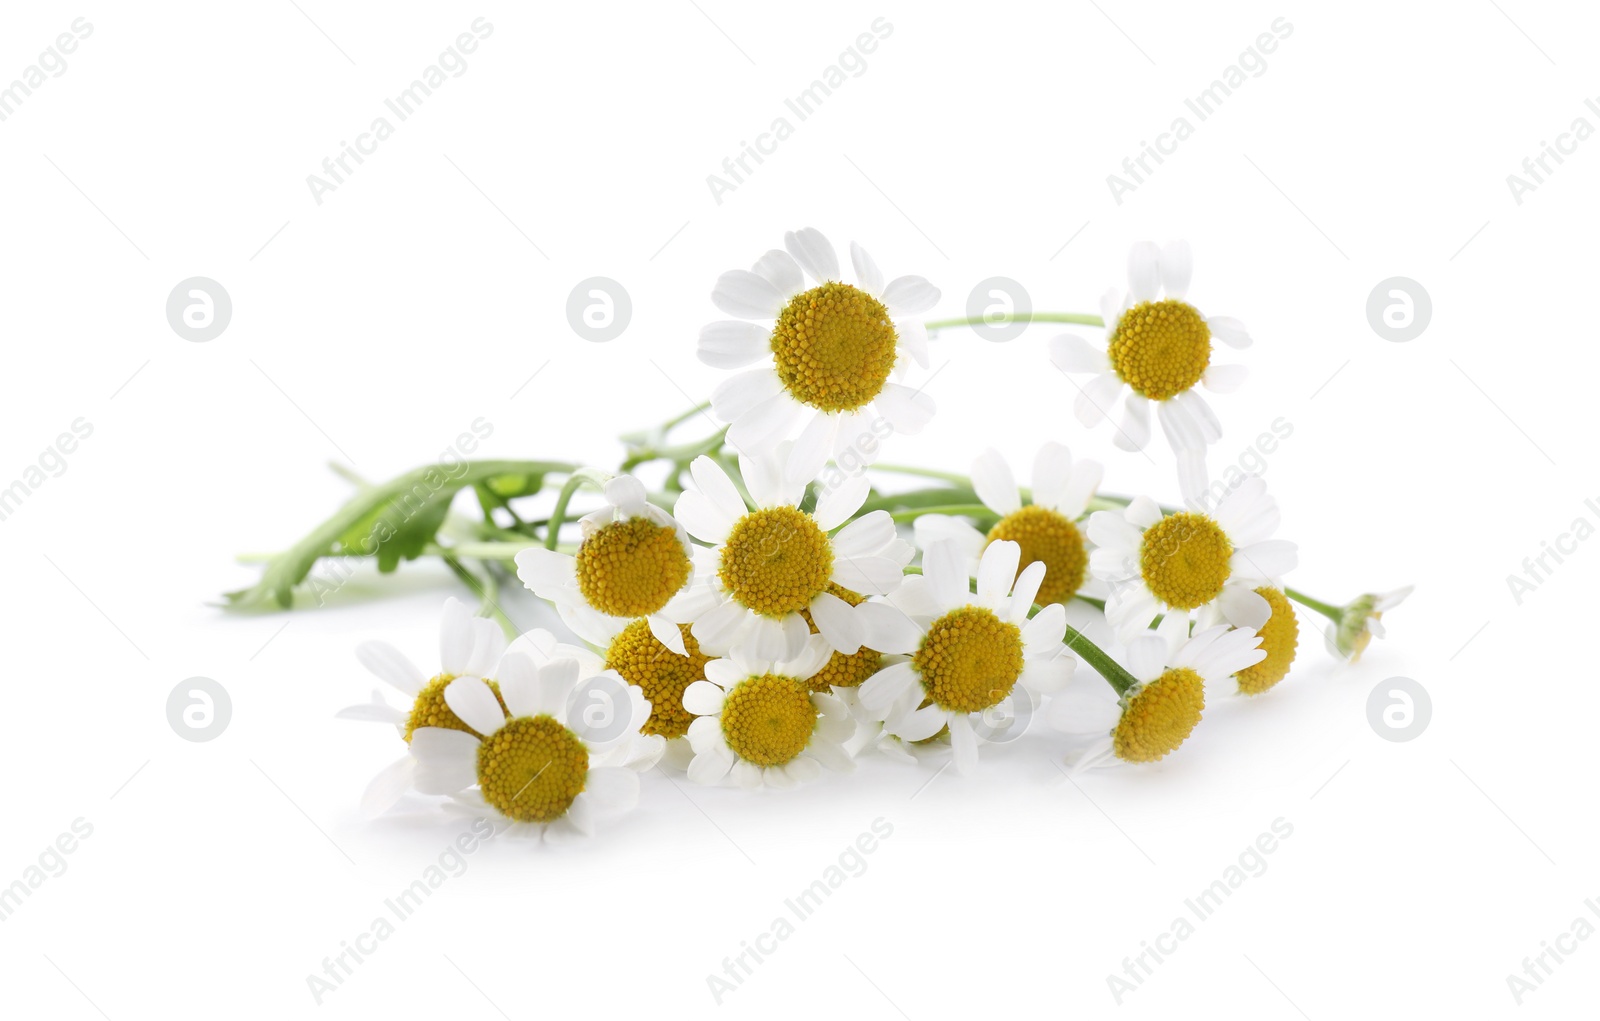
<box><xmin>545</xmin><ymin>468</ymin><xmax>613</xmax><ymax>550</ymax></box>
<box><xmin>866</xmin><ymin>463</ymin><xmax>973</xmax><ymax>486</ymax></box>
<box><xmin>1061</xmin><ymin>621</ymin><xmax>1138</xmax><ymax>696</ymax></box>
<box><xmin>887</xmin><ymin>504</ymin><xmax>995</xmax><ymax>524</ymax></box>
<box><xmin>923</xmin><ymin>311</ymin><xmax>1105</xmax><ymax>331</ymax></box>
<box><xmin>1285</xmin><ymin>587</ymin><xmax>1342</xmax><ymax>622</ymax></box>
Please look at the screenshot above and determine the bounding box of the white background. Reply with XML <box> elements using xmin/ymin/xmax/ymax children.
<box><xmin>1</xmin><ymin>1</ymin><xmax>1594</xmax><ymax>1017</ymax></box>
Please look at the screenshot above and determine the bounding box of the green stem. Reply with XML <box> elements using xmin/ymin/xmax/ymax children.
<box><xmin>441</xmin><ymin>554</ymin><xmax>517</xmax><ymax>637</ymax></box>
<box><xmin>867</xmin><ymin>463</ymin><xmax>973</xmax><ymax>486</ymax></box>
<box><xmin>923</xmin><ymin>312</ymin><xmax>1105</xmax><ymax>331</ymax></box>
<box><xmin>1285</xmin><ymin>587</ymin><xmax>1342</xmax><ymax>622</ymax></box>
<box><xmin>887</xmin><ymin>504</ymin><xmax>996</xmax><ymax>524</ymax></box>
<box><xmin>1061</xmin><ymin>621</ymin><xmax>1138</xmax><ymax>696</ymax></box>
<box><xmin>545</xmin><ymin>468</ymin><xmax>613</xmax><ymax>550</ymax></box>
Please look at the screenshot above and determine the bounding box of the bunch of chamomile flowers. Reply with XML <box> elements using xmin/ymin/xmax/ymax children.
<box><xmin>307</xmin><ymin>229</ymin><xmax>1411</xmax><ymax>841</ymax></box>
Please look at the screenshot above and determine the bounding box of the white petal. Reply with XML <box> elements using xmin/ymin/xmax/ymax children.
<box><xmin>895</xmin><ymin>704</ymin><xmax>948</xmax><ymax>742</ymax></box>
<box><xmin>971</xmin><ymin>448</ymin><xmax>1021</xmax><ymax>516</ymax></box>
<box><xmin>727</xmin><ymin>394</ymin><xmax>803</xmax><ymax>456</ymax></box>
<box><xmin>688</xmin><ymin>745</ymin><xmax>735</xmax><ymax>786</ymax></box>
<box><xmin>711</xmin><ymin>367</ymin><xmax>781</xmax><ymax>422</ymax></box>
<box><xmin>604</xmin><ymin>474</ymin><xmax>649</xmax><ymax>518</ymax></box>
<box><xmin>712</xmin><ymin>269</ymin><xmax>784</xmax><ymax>319</ymax></box>
<box><xmin>443</xmin><ymin>677</ymin><xmax>506</xmax><ymax>735</ymax></box>
<box><xmin>881</xmin><ymin>276</ymin><xmax>940</xmax><ymax>316</ymax></box>
<box><xmin>1049</xmin><ymin>333</ymin><xmax>1109</xmax><ymax>375</ymax></box>
<box><xmin>438</xmin><ymin>597</ymin><xmax>475</xmax><ymax>676</ymax></box>
<box><xmin>690</xmin><ymin>454</ymin><xmax>748</xmax><ymax>521</ymax></box>
<box><xmin>859</xmin><ymin>661</ymin><xmax>919</xmax><ymax>713</ymax></box>
<box><xmin>514</xmin><ymin>546</ymin><xmax>576</xmax><ymax>600</ymax></box>
<box><xmin>1202</xmin><ymin>363</ymin><xmax>1249</xmax><ymax>393</ymax></box>
<box><xmin>977</xmin><ymin>539</ymin><xmax>1022</xmax><ymax>609</ymax></box>
<box><xmin>641</xmin><ymin>613</ymin><xmax>685</xmax><ymax>656</ymax></box>
<box><xmin>1029</xmin><ymin>443</ymin><xmax>1073</xmax><ymax>512</ymax></box>
<box><xmin>1207</xmin><ymin>315</ymin><xmax>1251</xmax><ymax>348</ymax></box>
<box><xmin>1020</xmin><ymin>656</ymin><xmax>1074</xmax><ymax>695</ymax></box>
<box><xmin>784</xmin><ymin>227</ymin><xmax>840</xmax><ymax>282</ymax></box>
<box><xmin>1074</xmin><ymin>372</ymin><xmax>1124</xmax><ymax>427</ymax></box>
<box><xmin>786</xmin><ymin>411</ymin><xmax>838</xmax><ymax>487</ymax></box>
<box><xmin>1022</xmin><ymin>603</ymin><xmax>1068</xmax><ymax>649</ymax></box>
<box><xmin>854</xmin><ymin>601</ymin><xmax>923</xmax><ymax>655</ymax></box>
<box><xmin>810</xmin><ymin>591</ymin><xmax>863</xmax><ymax>654</ymax></box>
<box><xmin>409</xmin><ymin>728</ymin><xmax>480</xmax><ymax>794</ymax></box>
<box><xmin>1217</xmin><ymin>584</ymin><xmax>1272</xmax><ymax>630</ymax></box>
<box><xmin>355</xmin><ymin>641</ymin><xmax>425</xmax><ymax>696</ymax></box>
<box><xmin>752</xmin><ymin>249</ymin><xmax>803</xmax><ymax>296</ymax></box>
<box><xmin>832</xmin><ymin>510</ymin><xmax>894</xmax><ymax>560</ymax></box>
<box><xmin>1233</xmin><ymin>540</ymin><xmax>1298</xmax><ymax>580</ymax></box>
<box><xmin>1160</xmin><ymin>240</ymin><xmax>1193</xmax><ymax>298</ymax></box>
<box><xmin>850</xmin><ymin>241</ymin><xmax>885</xmax><ymax>295</ymax></box>
<box><xmin>360</xmin><ymin>755</ymin><xmax>417</xmax><ymax>818</ymax></box>
<box><xmin>922</xmin><ymin>539</ymin><xmax>969</xmax><ymax>608</ymax></box>
<box><xmin>898</xmin><ymin>320</ymin><xmax>930</xmax><ymax>368</ymax></box>
<box><xmin>1127</xmin><ymin>241</ymin><xmax>1161</xmax><ymax>302</ymax></box>
<box><xmin>495</xmin><ymin>652</ymin><xmax>542</xmax><ymax>718</ymax></box>
<box><xmin>814</xmin><ymin>474</ymin><xmax>870</xmax><ymax>531</ymax></box>
<box><xmin>948</xmin><ymin>713</ymin><xmax>980</xmax><ymax>775</ymax></box>
<box><xmin>831</xmin><ymin>556</ymin><xmax>906</xmax><ymax>596</ymax></box>
<box><xmin>335</xmin><ymin>700</ymin><xmax>407</xmax><ymax>725</ymax></box>
<box><xmin>583</xmin><ymin>767</ymin><xmax>640</xmax><ymax>814</ymax></box>
<box><xmin>1010</xmin><ymin>560</ymin><xmax>1047</xmax><ymax>617</ymax></box>
<box><xmin>1112</xmin><ymin>394</ymin><xmax>1152</xmax><ymax>453</ymax></box>
<box><xmin>698</xmin><ymin>320</ymin><xmax>772</xmax><ymax>369</ymax></box>
<box><xmin>874</xmin><ymin>382</ymin><xmax>936</xmax><ymax>435</ymax></box>
<box><xmin>1126</xmin><ymin>635</ymin><xmax>1169</xmax><ymax>681</ymax></box>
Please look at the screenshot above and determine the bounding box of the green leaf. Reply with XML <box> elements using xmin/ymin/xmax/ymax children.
<box><xmin>225</xmin><ymin>460</ymin><xmax>576</xmax><ymax>610</ymax></box>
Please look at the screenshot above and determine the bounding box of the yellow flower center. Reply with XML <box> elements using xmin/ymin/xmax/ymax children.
<box><xmin>1139</xmin><ymin>512</ymin><xmax>1233</xmax><ymax>610</ymax></box>
<box><xmin>985</xmin><ymin>505</ymin><xmax>1088</xmax><ymax>606</ymax></box>
<box><xmin>1113</xmin><ymin>668</ymin><xmax>1205</xmax><ymax>763</ymax></box>
<box><xmin>912</xmin><ymin>606</ymin><xmax>1025</xmax><ymax>714</ymax></box>
<box><xmin>719</xmin><ymin>506</ymin><xmax>833</xmax><ymax>617</ymax></box>
<box><xmin>1235</xmin><ymin>587</ymin><xmax>1299</xmax><ymax>695</ymax></box>
<box><xmin>799</xmin><ymin>584</ymin><xmax>883</xmax><ymax>690</ymax></box>
<box><xmin>772</xmin><ymin>281</ymin><xmax>898</xmax><ymax>412</ymax></box>
<box><xmin>476</xmin><ymin>715</ymin><xmax>589</xmax><ymax>823</ymax></box>
<box><xmin>1107</xmin><ymin>299</ymin><xmax>1211</xmax><ymax>401</ymax></box>
<box><xmin>605</xmin><ymin>619</ymin><xmax>710</xmax><ymax>739</ymax></box>
<box><xmin>404</xmin><ymin>675</ymin><xmax>507</xmax><ymax>742</ymax></box>
<box><xmin>719</xmin><ymin>674</ymin><xmax>818</xmax><ymax>767</ymax></box>
<box><xmin>574</xmin><ymin>516</ymin><xmax>691</xmax><ymax>619</ymax></box>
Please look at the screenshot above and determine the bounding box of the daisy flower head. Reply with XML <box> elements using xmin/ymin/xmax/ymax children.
<box><xmin>516</xmin><ymin>473</ymin><xmax>712</xmax><ymax>656</ymax></box>
<box><xmin>674</xmin><ymin>451</ymin><xmax>912</xmax><ymax>662</ymax></box>
<box><xmin>337</xmin><ymin>597</ymin><xmax>508</xmax><ymax>818</ymax></box>
<box><xmin>540</xmin><ymin>599</ymin><xmax>713</xmax><ymax>764</ymax></box>
<box><xmin>915</xmin><ymin>442</ymin><xmax>1103</xmax><ymax>607</ymax></box>
<box><xmin>856</xmin><ymin>539</ymin><xmax>1077</xmax><ymax>775</ymax></box>
<box><xmin>681</xmin><ymin>634</ymin><xmax>856</xmax><ymax>789</ymax></box>
<box><xmin>1075</xmin><ymin>612</ymin><xmax>1266</xmax><ymax>770</ymax></box>
<box><xmin>1328</xmin><ymin>586</ymin><xmax>1414</xmax><ymax>662</ymax></box>
<box><xmin>409</xmin><ymin>654</ymin><xmax>655</xmax><ymax>841</ymax></box>
<box><xmin>1050</xmin><ymin>240</ymin><xmax>1251</xmax><ymax>499</ymax></box>
<box><xmin>1088</xmin><ymin>476</ymin><xmax>1297</xmax><ymax>644</ymax></box>
<box><xmin>700</xmin><ymin>227</ymin><xmax>939</xmax><ymax>483</ymax></box>
<box><xmin>1232</xmin><ymin>585</ymin><xmax>1299</xmax><ymax>695</ymax></box>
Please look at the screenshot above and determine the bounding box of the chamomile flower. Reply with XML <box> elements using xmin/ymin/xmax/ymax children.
<box><xmin>1327</xmin><ymin>586</ymin><xmax>1413</xmax><ymax>662</ymax></box>
<box><xmin>516</xmin><ymin>473</ymin><xmax>714</xmax><ymax>656</ymax></box>
<box><xmin>1071</xmin><ymin>613</ymin><xmax>1266</xmax><ymax>770</ymax></box>
<box><xmin>674</xmin><ymin>452</ymin><xmax>912</xmax><ymax>662</ymax></box>
<box><xmin>700</xmin><ymin>227</ymin><xmax>939</xmax><ymax>482</ymax></box>
<box><xmin>681</xmin><ymin>634</ymin><xmax>856</xmax><ymax>789</ymax></box>
<box><xmin>1088</xmin><ymin>477</ymin><xmax>1297</xmax><ymax>644</ymax></box>
<box><xmin>540</xmin><ymin>602</ymin><xmax>712</xmax><ymax>769</ymax></box>
<box><xmin>856</xmin><ymin>539</ymin><xmax>1077</xmax><ymax>775</ymax></box>
<box><xmin>410</xmin><ymin>654</ymin><xmax>654</xmax><ymax>840</ymax></box>
<box><xmin>337</xmin><ymin>597</ymin><xmax>508</xmax><ymax>817</ymax></box>
<box><xmin>1233</xmin><ymin>586</ymin><xmax>1299</xmax><ymax>695</ymax></box>
<box><xmin>915</xmin><ymin>443</ymin><xmax>1103</xmax><ymax>606</ymax></box>
<box><xmin>1050</xmin><ymin>241</ymin><xmax>1251</xmax><ymax>499</ymax></box>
